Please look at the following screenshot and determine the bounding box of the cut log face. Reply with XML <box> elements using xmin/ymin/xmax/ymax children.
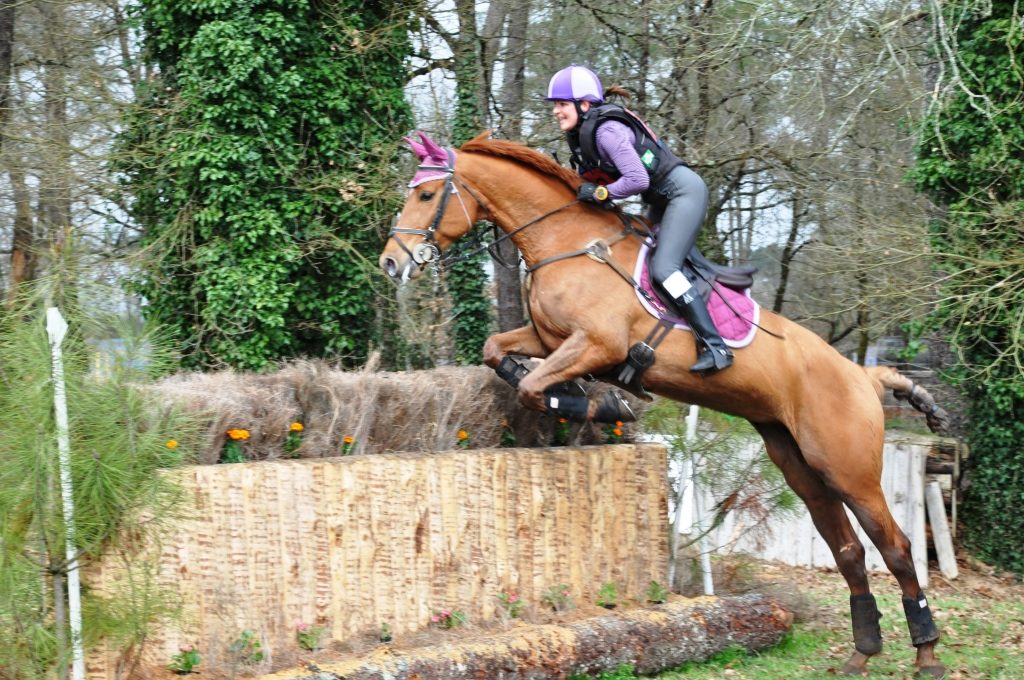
<box><xmin>259</xmin><ymin>594</ymin><xmax>794</xmax><ymax>680</ymax></box>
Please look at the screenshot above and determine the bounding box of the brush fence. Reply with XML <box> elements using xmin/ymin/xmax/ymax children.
<box><xmin>85</xmin><ymin>443</ymin><xmax>668</xmax><ymax>678</ymax></box>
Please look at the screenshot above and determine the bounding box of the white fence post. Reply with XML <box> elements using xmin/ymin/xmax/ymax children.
<box><xmin>46</xmin><ymin>307</ymin><xmax>85</xmax><ymax>680</ymax></box>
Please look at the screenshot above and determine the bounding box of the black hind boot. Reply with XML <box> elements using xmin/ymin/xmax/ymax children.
<box><xmin>676</xmin><ymin>294</ymin><xmax>733</xmax><ymax>375</ymax></box>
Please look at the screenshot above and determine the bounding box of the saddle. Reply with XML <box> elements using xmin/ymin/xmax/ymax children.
<box><xmin>610</xmin><ymin>233</ymin><xmax>761</xmax><ymax>395</ymax></box>
<box><xmin>654</xmin><ymin>247</ymin><xmax>757</xmax><ymax>311</ymax></box>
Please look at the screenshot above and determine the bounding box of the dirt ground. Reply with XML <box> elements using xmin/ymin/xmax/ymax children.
<box><xmin>146</xmin><ymin>555</ymin><xmax>1024</xmax><ymax>679</ymax></box>
<box><xmin>748</xmin><ymin>554</ymin><xmax>1024</xmax><ymax>621</ymax></box>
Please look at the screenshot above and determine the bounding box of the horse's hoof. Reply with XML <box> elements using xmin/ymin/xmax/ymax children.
<box><xmin>915</xmin><ymin>665</ymin><xmax>947</xmax><ymax>679</ymax></box>
<box><xmin>839</xmin><ymin>650</ymin><xmax>870</xmax><ymax>676</ymax></box>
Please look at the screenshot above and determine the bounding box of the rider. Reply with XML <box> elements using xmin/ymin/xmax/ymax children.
<box><xmin>546</xmin><ymin>64</ymin><xmax>733</xmax><ymax>375</ymax></box>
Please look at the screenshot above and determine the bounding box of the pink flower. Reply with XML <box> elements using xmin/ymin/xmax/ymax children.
<box><xmin>296</xmin><ymin>621</ymin><xmax>310</xmax><ymax>632</ymax></box>
<box><xmin>431</xmin><ymin>614</ymin><xmax>440</xmax><ymax>623</ymax></box>
<box><xmin>180</xmin><ymin>644</ymin><xmax>194</xmax><ymax>652</ymax></box>
<box><xmin>442</xmin><ymin>609</ymin><xmax>450</xmax><ymax>616</ymax></box>
<box><xmin>509</xmin><ymin>593</ymin><xmax>519</xmax><ymax>603</ymax></box>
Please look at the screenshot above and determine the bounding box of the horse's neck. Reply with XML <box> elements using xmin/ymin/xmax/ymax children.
<box><xmin>467</xmin><ymin>163</ymin><xmax>615</xmax><ymax>267</ymax></box>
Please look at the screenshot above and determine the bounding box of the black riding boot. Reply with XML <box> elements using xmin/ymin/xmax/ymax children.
<box><xmin>676</xmin><ymin>294</ymin><xmax>733</xmax><ymax>375</ymax></box>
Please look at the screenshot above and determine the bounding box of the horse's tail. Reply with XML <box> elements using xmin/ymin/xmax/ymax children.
<box><xmin>865</xmin><ymin>366</ymin><xmax>950</xmax><ymax>434</ymax></box>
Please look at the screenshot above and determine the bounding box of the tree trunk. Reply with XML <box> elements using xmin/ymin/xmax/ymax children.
<box><xmin>277</xmin><ymin>594</ymin><xmax>793</xmax><ymax>680</ymax></box>
<box><xmin>39</xmin><ymin>0</ymin><xmax>73</xmax><ymax>273</ymax></box>
<box><xmin>452</xmin><ymin>0</ymin><xmax>483</xmax><ymax>145</ymax></box>
<box><xmin>54</xmin><ymin>569</ymin><xmax>68</xmax><ymax>680</ymax></box>
<box><xmin>7</xmin><ymin>167</ymin><xmax>37</xmax><ymax>303</ymax></box>
<box><xmin>634</xmin><ymin>0</ymin><xmax>651</xmax><ymax>112</ymax></box>
<box><xmin>855</xmin><ymin>271</ymin><xmax>870</xmax><ymax>365</ymax></box>
<box><xmin>478</xmin><ymin>0</ymin><xmax>506</xmax><ymax>121</ymax></box>
<box><xmin>0</xmin><ymin>0</ymin><xmax>14</xmax><ymax>145</ymax></box>
<box><xmin>492</xmin><ymin>0</ymin><xmax>529</xmax><ymax>332</ymax></box>
<box><xmin>773</xmin><ymin>192</ymin><xmax>801</xmax><ymax>314</ymax></box>
<box><xmin>445</xmin><ymin>0</ymin><xmax>493</xmax><ymax>363</ymax></box>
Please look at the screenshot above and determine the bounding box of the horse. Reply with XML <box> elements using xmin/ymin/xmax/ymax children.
<box><xmin>379</xmin><ymin>130</ymin><xmax>951</xmax><ymax>678</ymax></box>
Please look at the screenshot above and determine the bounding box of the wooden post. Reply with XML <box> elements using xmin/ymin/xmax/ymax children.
<box><xmin>925</xmin><ymin>481</ymin><xmax>958</xmax><ymax>580</ymax></box>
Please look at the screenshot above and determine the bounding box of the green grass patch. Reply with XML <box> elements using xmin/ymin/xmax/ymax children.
<box><xmin>649</xmin><ymin>583</ymin><xmax>1024</xmax><ymax>679</ymax></box>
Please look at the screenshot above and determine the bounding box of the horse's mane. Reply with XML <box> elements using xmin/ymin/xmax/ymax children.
<box><xmin>459</xmin><ymin>132</ymin><xmax>581</xmax><ymax>190</ymax></box>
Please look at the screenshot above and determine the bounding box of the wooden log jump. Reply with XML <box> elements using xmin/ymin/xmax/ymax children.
<box><xmin>86</xmin><ymin>445</ymin><xmax>672</xmax><ymax>677</ymax></box>
<box><xmin>261</xmin><ymin>594</ymin><xmax>793</xmax><ymax>680</ymax></box>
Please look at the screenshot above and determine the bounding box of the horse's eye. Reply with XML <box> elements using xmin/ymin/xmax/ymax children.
<box><xmin>419</xmin><ymin>191</ymin><xmax>435</xmax><ymax>201</ymax></box>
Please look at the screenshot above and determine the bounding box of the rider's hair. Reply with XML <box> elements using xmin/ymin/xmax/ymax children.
<box><xmin>604</xmin><ymin>85</ymin><xmax>632</xmax><ymax>101</ymax></box>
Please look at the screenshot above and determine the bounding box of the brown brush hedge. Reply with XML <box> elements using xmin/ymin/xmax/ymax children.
<box><xmin>151</xmin><ymin>357</ymin><xmax>646</xmax><ymax>463</ymax></box>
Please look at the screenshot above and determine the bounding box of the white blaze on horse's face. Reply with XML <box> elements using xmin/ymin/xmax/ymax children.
<box><xmin>379</xmin><ymin>179</ymin><xmax>452</xmax><ymax>282</ymax></box>
<box><xmin>382</xmin><ymin>178</ymin><xmax>477</xmax><ymax>284</ymax></box>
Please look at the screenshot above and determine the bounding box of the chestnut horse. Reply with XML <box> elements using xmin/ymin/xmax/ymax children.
<box><xmin>380</xmin><ymin>131</ymin><xmax>950</xmax><ymax>678</ymax></box>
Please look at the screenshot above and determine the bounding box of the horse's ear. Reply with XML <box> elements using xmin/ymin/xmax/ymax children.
<box><xmin>405</xmin><ymin>135</ymin><xmax>428</xmax><ymax>161</ymax></box>
<box><xmin>418</xmin><ymin>132</ymin><xmax>448</xmax><ymax>163</ymax></box>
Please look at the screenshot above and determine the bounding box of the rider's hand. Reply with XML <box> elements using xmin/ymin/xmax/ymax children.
<box><xmin>577</xmin><ymin>182</ymin><xmax>610</xmax><ymax>205</ymax></box>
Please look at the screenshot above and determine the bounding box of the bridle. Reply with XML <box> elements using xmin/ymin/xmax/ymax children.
<box><xmin>387</xmin><ymin>147</ymin><xmax>578</xmax><ymax>274</ymax></box>
<box><xmin>387</xmin><ymin>148</ymin><xmax>489</xmax><ymax>271</ymax></box>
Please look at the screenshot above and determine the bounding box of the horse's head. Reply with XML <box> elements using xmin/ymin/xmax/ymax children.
<box><xmin>379</xmin><ymin>132</ymin><xmax>488</xmax><ymax>282</ymax></box>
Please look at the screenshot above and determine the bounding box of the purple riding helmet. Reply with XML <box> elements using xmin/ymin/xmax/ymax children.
<box><xmin>545</xmin><ymin>64</ymin><xmax>604</xmax><ymax>102</ymax></box>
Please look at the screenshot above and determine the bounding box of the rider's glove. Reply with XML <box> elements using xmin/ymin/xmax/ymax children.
<box><xmin>577</xmin><ymin>182</ymin><xmax>610</xmax><ymax>205</ymax></box>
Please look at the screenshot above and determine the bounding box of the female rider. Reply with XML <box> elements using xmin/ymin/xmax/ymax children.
<box><xmin>546</xmin><ymin>64</ymin><xmax>732</xmax><ymax>376</ymax></box>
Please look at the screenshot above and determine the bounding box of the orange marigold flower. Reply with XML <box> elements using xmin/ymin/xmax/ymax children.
<box><xmin>615</xmin><ymin>420</ymin><xmax>623</xmax><ymax>427</ymax></box>
<box><xmin>343</xmin><ymin>435</ymin><xmax>354</xmax><ymax>445</ymax></box>
<box><xmin>226</xmin><ymin>428</ymin><xmax>250</xmax><ymax>441</ymax></box>
<box><xmin>558</xmin><ymin>418</ymin><xmax>568</xmax><ymax>424</ymax></box>
<box><xmin>165</xmin><ymin>439</ymin><xmax>178</xmax><ymax>449</ymax></box>
<box><xmin>613</xmin><ymin>428</ymin><xmax>623</xmax><ymax>436</ymax></box>
<box><xmin>290</xmin><ymin>421</ymin><xmax>304</xmax><ymax>432</ymax></box>
<box><xmin>457</xmin><ymin>429</ymin><xmax>469</xmax><ymax>440</ymax></box>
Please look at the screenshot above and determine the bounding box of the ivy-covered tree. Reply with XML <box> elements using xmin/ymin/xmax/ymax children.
<box><xmin>911</xmin><ymin>0</ymin><xmax>1024</xmax><ymax>573</ymax></box>
<box><xmin>445</xmin><ymin>0</ymin><xmax>493</xmax><ymax>364</ymax></box>
<box><xmin>115</xmin><ymin>0</ymin><xmax>412</xmax><ymax>369</ymax></box>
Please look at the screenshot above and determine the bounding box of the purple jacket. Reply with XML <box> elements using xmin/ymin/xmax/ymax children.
<box><xmin>594</xmin><ymin>120</ymin><xmax>650</xmax><ymax>199</ymax></box>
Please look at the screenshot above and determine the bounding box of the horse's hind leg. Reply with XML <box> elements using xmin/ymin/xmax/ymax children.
<box><xmin>791</xmin><ymin>423</ymin><xmax>945</xmax><ymax>678</ymax></box>
<box><xmin>840</xmin><ymin>486</ymin><xmax>944</xmax><ymax>677</ymax></box>
<box><xmin>754</xmin><ymin>424</ymin><xmax>884</xmax><ymax>676</ymax></box>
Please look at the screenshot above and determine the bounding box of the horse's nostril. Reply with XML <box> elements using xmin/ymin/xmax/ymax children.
<box><xmin>383</xmin><ymin>257</ymin><xmax>398</xmax><ymax>278</ymax></box>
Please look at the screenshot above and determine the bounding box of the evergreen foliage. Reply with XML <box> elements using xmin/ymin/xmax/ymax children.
<box><xmin>910</xmin><ymin>0</ymin><xmax>1024</xmax><ymax>573</ymax></box>
<box><xmin>0</xmin><ymin>291</ymin><xmax>199</xmax><ymax>677</ymax></box>
<box><xmin>115</xmin><ymin>0</ymin><xmax>412</xmax><ymax>369</ymax></box>
<box><xmin>446</xmin><ymin>240</ymin><xmax>493</xmax><ymax>364</ymax></box>
<box><xmin>444</xmin><ymin>28</ymin><xmax>493</xmax><ymax>365</ymax></box>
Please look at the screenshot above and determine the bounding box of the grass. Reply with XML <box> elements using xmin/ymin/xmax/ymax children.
<box><xmin>579</xmin><ymin>562</ymin><xmax>1024</xmax><ymax>679</ymax></box>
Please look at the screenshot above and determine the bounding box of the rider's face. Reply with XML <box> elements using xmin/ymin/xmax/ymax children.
<box><xmin>552</xmin><ymin>100</ymin><xmax>590</xmax><ymax>132</ymax></box>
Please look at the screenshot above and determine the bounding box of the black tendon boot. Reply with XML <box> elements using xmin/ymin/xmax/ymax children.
<box><xmin>850</xmin><ymin>593</ymin><xmax>884</xmax><ymax>655</ymax></box>
<box><xmin>676</xmin><ymin>294</ymin><xmax>733</xmax><ymax>375</ymax></box>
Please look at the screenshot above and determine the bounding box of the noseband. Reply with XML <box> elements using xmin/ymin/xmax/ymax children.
<box><xmin>388</xmin><ymin>148</ymin><xmax>488</xmax><ymax>270</ymax></box>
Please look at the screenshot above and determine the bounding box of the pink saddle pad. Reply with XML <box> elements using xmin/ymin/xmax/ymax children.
<box><xmin>633</xmin><ymin>242</ymin><xmax>759</xmax><ymax>348</ymax></box>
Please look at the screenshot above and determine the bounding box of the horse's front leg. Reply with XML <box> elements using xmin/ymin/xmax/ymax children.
<box><xmin>515</xmin><ymin>329</ymin><xmax>634</xmax><ymax>423</ymax></box>
<box><xmin>482</xmin><ymin>325</ymin><xmax>550</xmax><ymax>369</ymax></box>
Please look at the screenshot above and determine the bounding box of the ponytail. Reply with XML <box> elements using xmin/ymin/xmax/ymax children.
<box><xmin>604</xmin><ymin>85</ymin><xmax>633</xmax><ymax>101</ymax></box>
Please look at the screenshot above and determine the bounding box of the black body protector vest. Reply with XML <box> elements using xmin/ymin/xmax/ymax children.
<box><xmin>567</xmin><ymin>104</ymin><xmax>684</xmax><ymax>199</ymax></box>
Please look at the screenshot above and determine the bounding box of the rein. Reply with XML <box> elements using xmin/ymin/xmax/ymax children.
<box><xmin>443</xmin><ymin>200</ymin><xmax>581</xmax><ymax>269</ymax></box>
<box><xmin>390</xmin><ymin>149</ymin><xmax>653</xmax><ymax>305</ymax></box>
